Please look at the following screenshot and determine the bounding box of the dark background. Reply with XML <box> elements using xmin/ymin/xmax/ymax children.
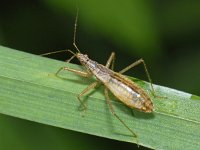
<box><xmin>0</xmin><ymin>0</ymin><xmax>200</xmax><ymax>149</ymax></box>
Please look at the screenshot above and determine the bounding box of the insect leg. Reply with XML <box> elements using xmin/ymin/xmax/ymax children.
<box><xmin>65</xmin><ymin>54</ymin><xmax>76</xmax><ymax>63</ymax></box>
<box><xmin>104</xmin><ymin>88</ymin><xmax>138</xmax><ymax>139</ymax></box>
<box><xmin>40</xmin><ymin>49</ymin><xmax>75</xmax><ymax>57</ymax></box>
<box><xmin>39</xmin><ymin>49</ymin><xmax>77</xmax><ymax>63</ymax></box>
<box><xmin>77</xmin><ymin>81</ymin><xmax>99</xmax><ymax>111</ymax></box>
<box><xmin>55</xmin><ymin>66</ymin><xmax>92</xmax><ymax>78</ymax></box>
<box><xmin>119</xmin><ymin>59</ymin><xmax>156</xmax><ymax>96</ymax></box>
<box><xmin>105</xmin><ymin>52</ymin><xmax>115</xmax><ymax>70</ymax></box>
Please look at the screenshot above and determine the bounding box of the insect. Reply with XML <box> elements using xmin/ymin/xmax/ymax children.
<box><xmin>42</xmin><ymin>10</ymin><xmax>156</xmax><ymax>140</ymax></box>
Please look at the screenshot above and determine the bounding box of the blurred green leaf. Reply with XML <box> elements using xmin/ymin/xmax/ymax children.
<box><xmin>0</xmin><ymin>46</ymin><xmax>200</xmax><ymax>149</ymax></box>
<box><xmin>43</xmin><ymin>0</ymin><xmax>161</xmax><ymax>57</ymax></box>
<box><xmin>161</xmin><ymin>1</ymin><xmax>200</xmax><ymax>35</ymax></box>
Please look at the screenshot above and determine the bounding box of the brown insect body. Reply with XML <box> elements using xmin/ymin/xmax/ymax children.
<box><xmin>40</xmin><ymin>10</ymin><xmax>158</xmax><ymax>140</ymax></box>
<box><xmin>77</xmin><ymin>53</ymin><xmax>153</xmax><ymax>113</ymax></box>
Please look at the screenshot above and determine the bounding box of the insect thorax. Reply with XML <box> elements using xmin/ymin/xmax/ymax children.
<box><xmin>84</xmin><ymin>59</ymin><xmax>113</xmax><ymax>83</ymax></box>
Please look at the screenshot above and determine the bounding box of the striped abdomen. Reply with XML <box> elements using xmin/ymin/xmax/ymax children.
<box><xmin>77</xmin><ymin>53</ymin><xmax>153</xmax><ymax>112</ymax></box>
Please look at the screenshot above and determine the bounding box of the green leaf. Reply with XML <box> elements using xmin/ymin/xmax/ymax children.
<box><xmin>0</xmin><ymin>45</ymin><xmax>200</xmax><ymax>149</ymax></box>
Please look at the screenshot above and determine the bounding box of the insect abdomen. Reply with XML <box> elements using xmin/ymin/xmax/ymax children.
<box><xmin>105</xmin><ymin>74</ymin><xmax>153</xmax><ymax>112</ymax></box>
<box><xmin>84</xmin><ymin>58</ymin><xmax>153</xmax><ymax>112</ymax></box>
<box><xmin>107</xmin><ymin>77</ymin><xmax>143</xmax><ymax>107</ymax></box>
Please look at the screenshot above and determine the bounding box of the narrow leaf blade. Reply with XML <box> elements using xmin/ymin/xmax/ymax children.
<box><xmin>0</xmin><ymin>46</ymin><xmax>200</xmax><ymax>149</ymax></box>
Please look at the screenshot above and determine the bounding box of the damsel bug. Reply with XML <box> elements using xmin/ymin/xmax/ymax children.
<box><xmin>42</xmin><ymin>10</ymin><xmax>157</xmax><ymax>139</ymax></box>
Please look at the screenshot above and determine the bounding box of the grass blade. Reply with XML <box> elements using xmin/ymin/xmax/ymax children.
<box><xmin>0</xmin><ymin>45</ymin><xmax>200</xmax><ymax>149</ymax></box>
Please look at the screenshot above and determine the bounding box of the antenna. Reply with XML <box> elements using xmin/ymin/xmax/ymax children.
<box><xmin>21</xmin><ymin>8</ymin><xmax>80</xmax><ymax>61</ymax></box>
<box><xmin>73</xmin><ymin>8</ymin><xmax>81</xmax><ymax>53</ymax></box>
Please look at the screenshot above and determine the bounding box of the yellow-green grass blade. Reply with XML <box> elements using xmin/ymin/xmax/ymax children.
<box><xmin>0</xmin><ymin>45</ymin><xmax>200</xmax><ymax>149</ymax></box>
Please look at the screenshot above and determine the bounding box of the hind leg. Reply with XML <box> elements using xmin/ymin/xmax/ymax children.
<box><xmin>119</xmin><ymin>59</ymin><xmax>156</xmax><ymax>97</ymax></box>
